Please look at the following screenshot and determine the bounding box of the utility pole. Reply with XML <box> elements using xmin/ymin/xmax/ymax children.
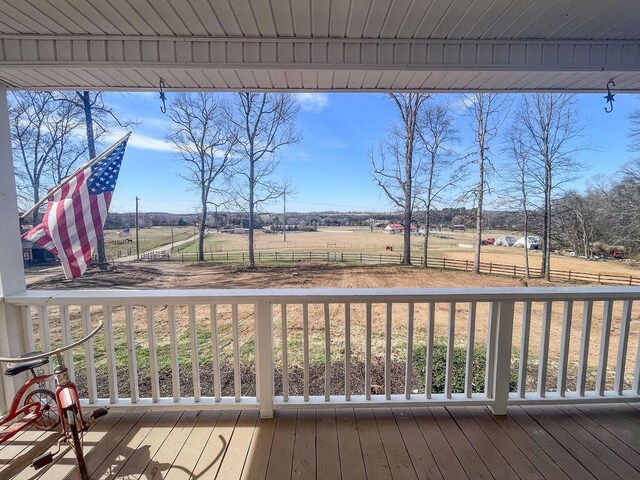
<box><xmin>283</xmin><ymin>188</ymin><xmax>287</xmax><ymax>242</ymax></box>
<box><xmin>170</xmin><ymin>225</ymin><xmax>174</xmax><ymax>253</ymax></box>
<box><xmin>135</xmin><ymin>196</ymin><xmax>140</xmax><ymax>260</ymax></box>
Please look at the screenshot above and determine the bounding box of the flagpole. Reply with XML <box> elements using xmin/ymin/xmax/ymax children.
<box><xmin>20</xmin><ymin>131</ymin><xmax>132</xmax><ymax>221</ymax></box>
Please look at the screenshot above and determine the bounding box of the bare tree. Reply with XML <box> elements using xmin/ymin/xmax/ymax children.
<box><xmin>415</xmin><ymin>101</ymin><xmax>462</xmax><ymax>267</ymax></box>
<box><xmin>503</xmin><ymin>124</ymin><xmax>535</xmax><ymax>278</ymax></box>
<box><xmin>281</xmin><ymin>175</ymin><xmax>297</xmax><ymax>242</ymax></box>
<box><xmin>226</xmin><ymin>93</ymin><xmax>300</xmax><ymax>268</ymax></box>
<box><xmin>10</xmin><ymin>92</ymin><xmax>85</xmax><ymax>223</ymax></box>
<box><xmin>517</xmin><ymin>94</ymin><xmax>583</xmax><ymax>281</ymax></box>
<box><xmin>371</xmin><ymin>93</ymin><xmax>430</xmax><ymax>264</ymax></box>
<box><xmin>460</xmin><ymin>93</ymin><xmax>509</xmax><ymax>274</ymax></box>
<box><xmin>166</xmin><ymin>93</ymin><xmax>238</xmax><ymax>261</ymax></box>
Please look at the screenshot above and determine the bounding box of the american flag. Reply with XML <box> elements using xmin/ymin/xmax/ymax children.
<box><xmin>23</xmin><ymin>137</ymin><xmax>128</xmax><ymax>279</ymax></box>
<box><xmin>117</xmin><ymin>227</ymin><xmax>130</xmax><ymax>238</ymax></box>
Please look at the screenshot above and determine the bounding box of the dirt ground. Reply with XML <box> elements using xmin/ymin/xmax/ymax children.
<box><xmin>26</xmin><ymin>262</ymin><xmax>640</xmax><ymax>397</ymax></box>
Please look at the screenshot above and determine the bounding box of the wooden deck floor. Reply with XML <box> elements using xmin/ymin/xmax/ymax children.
<box><xmin>2</xmin><ymin>403</ymin><xmax>640</xmax><ymax>479</ymax></box>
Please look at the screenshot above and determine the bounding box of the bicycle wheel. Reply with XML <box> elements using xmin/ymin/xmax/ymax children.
<box><xmin>66</xmin><ymin>408</ymin><xmax>88</xmax><ymax>480</ymax></box>
<box><xmin>24</xmin><ymin>388</ymin><xmax>60</xmax><ymax>430</ymax></box>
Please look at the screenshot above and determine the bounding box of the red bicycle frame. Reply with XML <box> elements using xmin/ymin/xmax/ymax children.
<box><xmin>0</xmin><ymin>373</ymin><xmax>53</xmax><ymax>442</ymax></box>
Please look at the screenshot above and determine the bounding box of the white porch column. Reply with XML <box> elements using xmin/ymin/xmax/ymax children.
<box><xmin>0</xmin><ymin>85</ymin><xmax>29</xmax><ymax>414</ymax></box>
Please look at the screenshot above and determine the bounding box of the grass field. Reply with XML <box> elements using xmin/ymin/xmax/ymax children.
<box><xmin>102</xmin><ymin>226</ymin><xmax>196</xmax><ymax>259</ymax></box>
<box><xmin>172</xmin><ymin>226</ymin><xmax>639</xmax><ymax>279</ymax></box>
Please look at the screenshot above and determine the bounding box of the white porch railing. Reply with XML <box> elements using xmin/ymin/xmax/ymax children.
<box><xmin>2</xmin><ymin>287</ymin><xmax>639</xmax><ymax>418</ymax></box>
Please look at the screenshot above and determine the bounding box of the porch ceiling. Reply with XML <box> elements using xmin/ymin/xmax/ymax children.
<box><xmin>0</xmin><ymin>0</ymin><xmax>639</xmax><ymax>92</ymax></box>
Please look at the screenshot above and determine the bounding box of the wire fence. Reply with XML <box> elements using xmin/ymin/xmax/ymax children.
<box><xmin>139</xmin><ymin>250</ymin><xmax>640</xmax><ymax>286</ymax></box>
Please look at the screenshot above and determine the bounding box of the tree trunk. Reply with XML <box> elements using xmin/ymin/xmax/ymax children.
<box><xmin>31</xmin><ymin>183</ymin><xmax>40</xmax><ymax>225</ymax></box>
<box><xmin>474</xmin><ymin>157</ymin><xmax>484</xmax><ymax>274</ymax></box>
<box><xmin>543</xmin><ymin>160</ymin><xmax>552</xmax><ymax>281</ymax></box>
<box><xmin>423</xmin><ymin>206</ymin><xmax>431</xmax><ymax>268</ymax></box>
<box><xmin>248</xmin><ymin>153</ymin><xmax>256</xmax><ymax>268</ymax></box>
<box><xmin>198</xmin><ymin>202</ymin><xmax>207</xmax><ymax>262</ymax></box>
<box><xmin>80</xmin><ymin>91</ymin><xmax>107</xmax><ymax>268</ymax></box>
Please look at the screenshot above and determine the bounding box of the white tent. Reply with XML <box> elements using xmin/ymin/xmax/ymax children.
<box><xmin>495</xmin><ymin>235</ymin><xmax>517</xmax><ymax>247</ymax></box>
<box><xmin>514</xmin><ymin>236</ymin><xmax>542</xmax><ymax>249</ymax></box>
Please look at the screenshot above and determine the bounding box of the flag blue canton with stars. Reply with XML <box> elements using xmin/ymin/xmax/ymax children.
<box><xmin>88</xmin><ymin>140</ymin><xmax>126</xmax><ymax>194</ymax></box>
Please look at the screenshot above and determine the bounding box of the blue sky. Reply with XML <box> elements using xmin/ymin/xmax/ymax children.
<box><xmin>102</xmin><ymin>92</ymin><xmax>640</xmax><ymax>214</ymax></box>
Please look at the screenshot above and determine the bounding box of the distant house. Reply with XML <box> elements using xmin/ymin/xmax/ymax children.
<box><xmin>383</xmin><ymin>223</ymin><xmax>416</xmax><ymax>234</ymax></box>
<box><xmin>21</xmin><ymin>240</ymin><xmax>56</xmax><ymax>267</ymax></box>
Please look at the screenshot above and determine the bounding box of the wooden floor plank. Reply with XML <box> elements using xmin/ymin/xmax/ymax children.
<box><xmin>373</xmin><ymin>408</ymin><xmax>418</xmax><ymax>480</ymax></box>
<box><xmin>577</xmin><ymin>404</ymin><xmax>640</xmax><ymax>454</ymax></box>
<box><xmin>240</xmin><ymin>415</ymin><xmax>277</xmax><ymax>480</ymax></box>
<box><xmin>509</xmin><ymin>408</ymin><xmax>597</xmax><ymax>480</ymax></box>
<box><xmin>292</xmin><ymin>410</ymin><xmax>316</xmax><ymax>479</ymax></box>
<box><xmin>467</xmin><ymin>407</ymin><xmax>546</xmax><ymax>480</ymax></box>
<box><xmin>265</xmin><ymin>410</ymin><xmax>296</xmax><ymax>480</ymax></box>
<box><xmin>0</xmin><ymin>429</ymin><xmax>58</xmax><ymax>479</ymax></box>
<box><xmin>91</xmin><ymin>410</ymin><xmax>165</xmax><ymax>480</ymax></box>
<box><xmin>392</xmin><ymin>408</ymin><xmax>443</xmax><ymax>480</ymax></box>
<box><xmin>430</xmin><ymin>407</ymin><xmax>492</xmax><ymax>480</ymax></box>
<box><xmin>218</xmin><ymin>410</ymin><xmax>259</xmax><ymax>480</ymax></box>
<box><xmin>315</xmin><ymin>409</ymin><xmax>341</xmax><ymax>480</ymax></box>
<box><xmin>524</xmin><ymin>406</ymin><xmax>622</xmax><ymax>480</ymax></box>
<box><xmin>191</xmin><ymin>410</ymin><xmax>240</xmax><ymax>479</ymax></box>
<box><xmin>557</xmin><ymin>404</ymin><xmax>640</xmax><ymax>471</ymax></box>
<box><xmin>111</xmin><ymin>410</ymin><xmax>183</xmax><ymax>479</ymax></box>
<box><xmin>336</xmin><ymin>409</ymin><xmax>367</xmax><ymax>479</ymax></box>
<box><xmin>538</xmin><ymin>405</ymin><xmax>640</xmax><ymax>479</ymax></box>
<box><xmin>139</xmin><ymin>410</ymin><xmax>200</xmax><ymax>480</ymax></box>
<box><xmin>410</xmin><ymin>407</ymin><xmax>468</xmax><ymax>480</ymax></box>
<box><xmin>354</xmin><ymin>409</ymin><xmax>393</xmax><ymax>480</ymax></box>
<box><xmin>489</xmin><ymin>409</ymin><xmax>571</xmax><ymax>480</ymax></box>
<box><xmin>163</xmin><ymin>410</ymin><xmax>221</xmax><ymax>480</ymax></box>
<box><xmin>448</xmin><ymin>407</ymin><xmax>518</xmax><ymax>480</ymax></box>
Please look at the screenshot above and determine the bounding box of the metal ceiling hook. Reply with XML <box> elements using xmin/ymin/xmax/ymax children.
<box><xmin>604</xmin><ymin>79</ymin><xmax>615</xmax><ymax>113</ymax></box>
<box><xmin>159</xmin><ymin>79</ymin><xmax>167</xmax><ymax>114</ymax></box>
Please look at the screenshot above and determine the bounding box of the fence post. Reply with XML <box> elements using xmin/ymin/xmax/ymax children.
<box><xmin>630</xmin><ymin>276</ymin><xmax>633</xmax><ymax>286</ymax></box>
<box><xmin>255</xmin><ymin>301</ymin><xmax>274</xmax><ymax>418</ymax></box>
<box><xmin>568</xmin><ymin>271</ymin><xmax>571</xmax><ymax>281</ymax></box>
<box><xmin>379</xmin><ymin>254</ymin><xmax>382</xmax><ymax>263</ymax></box>
<box><xmin>443</xmin><ymin>258</ymin><xmax>446</xmax><ymax>269</ymax></box>
<box><xmin>181</xmin><ymin>253</ymin><xmax>184</xmax><ymax>262</ymax></box>
<box><xmin>465</xmin><ymin>259</ymin><xmax>468</xmax><ymax>271</ymax></box>
<box><xmin>489</xmin><ymin>262</ymin><xmax>493</xmax><ymax>274</ymax></box>
<box><xmin>490</xmin><ymin>300</ymin><xmax>514</xmax><ymax>415</ymax></box>
<box><xmin>341</xmin><ymin>253</ymin><xmax>344</xmax><ymax>262</ymax></box>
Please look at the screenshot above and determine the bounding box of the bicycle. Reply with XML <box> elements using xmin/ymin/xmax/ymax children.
<box><xmin>0</xmin><ymin>320</ymin><xmax>108</xmax><ymax>479</ymax></box>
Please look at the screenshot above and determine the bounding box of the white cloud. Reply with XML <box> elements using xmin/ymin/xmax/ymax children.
<box><xmin>295</xmin><ymin>93</ymin><xmax>329</xmax><ymax>112</ymax></box>
<box><xmin>105</xmin><ymin>131</ymin><xmax>176</xmax><ymax>153</ymax></box>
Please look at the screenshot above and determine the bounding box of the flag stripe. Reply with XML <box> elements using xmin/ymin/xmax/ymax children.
<box><xmin>22</xmin><ymin>138</ymin><xmax>127</xmax><ymax>279</ymax></box>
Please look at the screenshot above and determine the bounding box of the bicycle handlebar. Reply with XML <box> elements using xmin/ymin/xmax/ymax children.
<box><xmin>0</xmin><ymin>321</ymin><xmax>104</xmax><ymax>363</ymax></box>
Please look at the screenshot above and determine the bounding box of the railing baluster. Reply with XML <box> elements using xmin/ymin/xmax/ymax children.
<box><xmin>365</xmin><ymin>303</ymin><xmax>372</xmax><ymax>401</ymax></box>
<box><xmin>210</xmin><ymin>304</ymin><xmax>221</xmax><ymax>402</ymax></box>
<box><xmin>615</xmin><ymin>300</ymin><xmax>633</xmax><ymax>395</ymax></box>
<box><xmin>492</xmin><ymin>301</ymin><xmax>515</xmax><ymax>415</ymax></box>
<box><xmin>59</xmin><ymin>306</ymin><xmax>74</xmax><ymax>382</ymax></box>
<box><xmin>577</xmin><ymin>300</ymin><xmax>593</xmax><ymax>396</ymax></box>
<box><xmin>465</xmin><ymin>302</ymin><xmax>477</xmax><ymax>398</ymax></box>
<box><xmin>385</xmin><ymin>302</ymin><xmax>392</xmax><ymax>400</ymax></box>
<box><xmin>303</xmin><ymin>303</ymin><xmax>310</xmax><ymax>401</ymax></box>
<box><xmin>255</xmin><ymin>301</ymin><xmax>274</xmax><ymax>418</ymax></box>
<box><xmin>232</xmin><ymin>304</ymin><xmax>241</xmax><ymax>402</ymax></box>
<box><xmin>324</xmin><ymin>303</ymin><xmax>331</xmax><ymax>402</ymax></box>
<box><xmin>537</xmin><ymin>301</ymin><xmax>552</xmax><ymax>397</ymax></box>
<box><xmin>405</xmin><ymin>303</ymin><xmax>415</xmax><ymax>400</ymax></box>
<box><xmin>37</xmin><ymin>306</ymin><xmax>52</xmax><ymax>377</ymax></box>
<box><xmin>557</xmin><ymin>301</ymin><xmax>573</xmax><ymax>396</ymax></box>
<box><xmin>23</xmin><ymin>306</ymin><xmax>35</xmax><ymax>352</ymax></box>
<box><xmin>189</xmin><ymin>304</ymin><xmax>200</xmax><ymax>402</ymax></box>
<box><xmin>281</xmin><ymin>304</ymin><xmax>289</xmax><ymax>402</ymax></box>
<box><xmin>81</xmin><ymin>306</ymin><xmax>97</xmax><ymax>404</ymax></box>
<box><xmin>485</xmin><ymin>302</ymin><xmax>498</xmax><ymax>398</ymax></box>
<box><xmin>168</xmin><ymin>305</ymin><xmax>180</xmax><ymax>402</ymax></box>
<box><xmin>103</xmin><ymin>305</ymin><xmax>118</xmax><ymax>404</ymax></box>
<box><xmin>518</xmin><ymin>301</ymin><xmax>531</xmax><ymax>398</ymax></box>
<box><xmin>146</xmin><ymin>305</ymin><xmax>159</xmax><ymax>403</ymax></box>
<box><xmin>125</xmin><ymin>305</ymin><xmax>139</xmax><ymax>403</ymax></box>
<box><xmin>426</xmin><ymin>302</ymin><xmax>435</xmax><ymax>399</ymax></box>
<box><xmin>345</xmin><ymin>302</ymin><xmax>351</xmax><ymax>401</ymax></box>
<box><xmin>445</xmin><ymin>302</ymin><xmax>456</xmax><ymax>399</ymax></box>
<box><xmin>596</xmin><ymin>301</ymin><xmax>614</xmax><ymax>396</ymax></box>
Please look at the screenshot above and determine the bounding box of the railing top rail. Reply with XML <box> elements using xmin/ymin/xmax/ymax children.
<box><xmin>3</xmin><ymin>286</ymin><xmax>640</xmax><ymax>306</ymax></box>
